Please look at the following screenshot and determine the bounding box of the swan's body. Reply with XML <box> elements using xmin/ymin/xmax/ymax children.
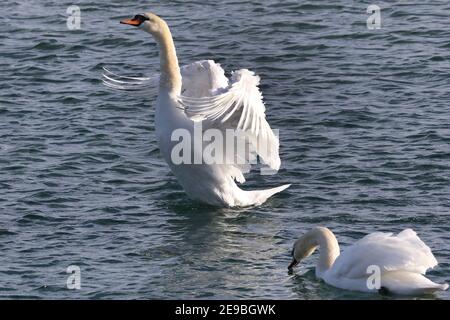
<box><xmin>120</xmin><ymin>13</ymin><xmax>289</xmax><ymax>207</ymax></box>
<box><xmin>289</xmin><ymin>227</ymin><xmax>448</xmax><ymax>295</ymax></box>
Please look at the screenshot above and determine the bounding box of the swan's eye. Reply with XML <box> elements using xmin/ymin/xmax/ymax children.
<box><xmin>134</xmin><ymin>14</ymin><xmax>149</xmax><ymax>23</ymax></box>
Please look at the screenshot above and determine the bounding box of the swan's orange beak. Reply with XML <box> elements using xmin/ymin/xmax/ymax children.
<box><xmin>120</xmin><ymin>18</ymin><xmax>141</xmax><ymax>26</ymax></box>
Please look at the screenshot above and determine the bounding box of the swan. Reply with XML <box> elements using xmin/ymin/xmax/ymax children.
<box><xmin>288</xmin><ymin>227</ymin><xmax>448</xmax><ymax>295</ymax></box>
<box><xmin>119</xmin><ymin>12</ymin><xmax>290</xmax><ymax>207</ymax></box>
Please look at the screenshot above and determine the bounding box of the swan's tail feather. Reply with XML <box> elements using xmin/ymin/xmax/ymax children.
<box><xmin>381</xmin><ymin>271</ymin><xmax>448</xmax><ymax>295</ymax></box>
<box><xmin>239</xmin><ymin>184</ymin><xmax>290</xmax><ymax>206</ymax></box>
<box><xmin>422</xmin><ymin>283</ymin><xmax>449</xmax><ymax>294</ymax></box>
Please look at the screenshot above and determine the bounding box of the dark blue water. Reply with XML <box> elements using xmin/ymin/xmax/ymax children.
<box><xmin>0</xmin><ymin>0</ymin><xmax>449</xmax><ymax>299</ymax></box>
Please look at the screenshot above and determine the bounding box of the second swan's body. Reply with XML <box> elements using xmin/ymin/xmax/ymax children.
<box><xmin>289</xmin><ymin>227</ymin><xmax>448</xmax><ymax>295</ymax></box>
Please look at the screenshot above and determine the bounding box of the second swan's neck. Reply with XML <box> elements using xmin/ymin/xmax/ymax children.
<box><xmin>155</xmin><ymin>24</ymin><xmax>182</xmax><ymax>95</ymax></box>
<box><xmin>312</xmin><ymin>227</ymin><xmax>340</xmax><ymax>276</ymax></box>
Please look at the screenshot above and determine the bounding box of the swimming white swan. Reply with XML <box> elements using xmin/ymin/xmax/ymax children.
<box><xmin>120</xmin><ymin>12</ymin><xmax>290</xmax><ymax>207</ymax></box>
<box><xmin>289</xmin><ymin>227</ymin><xmax>448</xmax><ymax>295</ymax></box>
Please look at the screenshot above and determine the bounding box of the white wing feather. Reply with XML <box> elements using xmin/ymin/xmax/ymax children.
<box><xmin>178</xmin><ymin>67</ymin><xmax>281</xmax><ymax>171</ymax></box>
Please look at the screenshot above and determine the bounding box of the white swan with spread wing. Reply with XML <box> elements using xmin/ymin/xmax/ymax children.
<box><xmin>118</xmin><ymin>12</ymin><xmax>290</xmax><ymax>207</ymax></box>
<box><xmin>289</xmin><ymin>227</ymin><xmax>448</xmax><ymax>295</ymax></box>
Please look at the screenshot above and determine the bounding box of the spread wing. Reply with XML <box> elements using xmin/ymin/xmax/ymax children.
<box><xmin>178</xmin><ymin>67</ymin><xmax>281</xmax><ymax>173</ymax></box>
<box><xmin>101</xmin><ymin>60</ymin><xmax>282</xmax><ymax>183</ymax></box>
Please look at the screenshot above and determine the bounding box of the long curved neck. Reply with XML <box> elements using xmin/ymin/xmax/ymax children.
<box><xmin>312</xmin><ymin>228</ymin><xmax>340</xmax><ymax>276</ymax></box>
<box><xmin>155</xmin><ymin>25</ymin><xmax>182</xmax><ymax>95</ymax></box>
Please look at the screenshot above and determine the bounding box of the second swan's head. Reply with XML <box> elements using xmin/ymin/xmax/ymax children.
<box><xmin>120</xmin><ymin>12</ymin><xmax>168</xmax><ymax>38</ymax></box>
<box><xmin>288</xmin><ymin>227</ymin><xmax>331</xmax><ymax>270</ymax></box>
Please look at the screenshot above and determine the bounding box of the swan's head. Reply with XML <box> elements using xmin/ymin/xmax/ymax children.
<box><xmin>120</xmin><ymin>12</ymin><xmax>168</xmax><ymax>38</ymax></box>
<box><xmin>288</xmin><ymin>231</ymin><xmax>319</xmax><ymax>270</ymax></box>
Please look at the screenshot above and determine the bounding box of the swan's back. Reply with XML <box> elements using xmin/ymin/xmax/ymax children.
<box><xmin>330</xmin><ymin>229</ymin><xmax>438</xmax><ymax>279</ymax></box>
<box><xmin>323</xmin><ymin>229</ymin><xmax>448</xmax><ymax>294</ymax></box>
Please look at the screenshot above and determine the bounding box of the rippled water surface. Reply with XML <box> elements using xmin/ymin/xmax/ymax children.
<box><xmin>1</xmin><ymin>0</ymin><xmax>449</xmax><ymax>299</ymax></box>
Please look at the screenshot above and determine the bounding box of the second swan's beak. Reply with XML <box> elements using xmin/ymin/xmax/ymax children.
<box><xmin>120</xmin><ymin>17</ymin><xmax>141</xmax><ymax>26</ymax></box>
<box><xmin>288</xmin><ymin>258</ymin><xmax>298</xmax><ymax>270</ymax></box>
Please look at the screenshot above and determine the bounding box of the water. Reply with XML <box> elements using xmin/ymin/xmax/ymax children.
<box><xmin>0</xmin><ymin>0</ymin><xmax>449</xmax><ymax>299</ymax></box>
